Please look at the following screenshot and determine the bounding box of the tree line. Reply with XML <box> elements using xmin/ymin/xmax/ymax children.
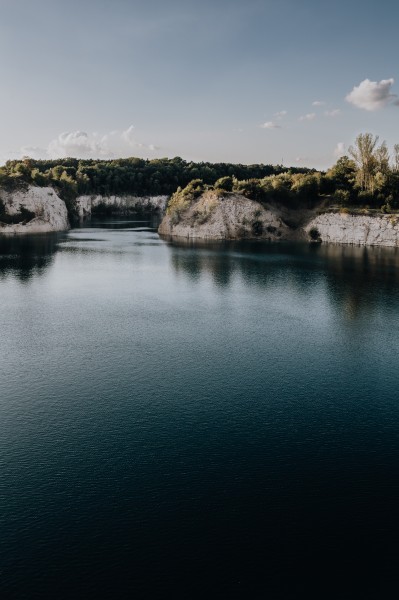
<box><xmin>0</xmin><ymin>134</ymin><xmax>398</xmax><ymax>218</ymax></box>
<box><xmin>0</xmin><ymin>156</ymin><xmax>309</xmax><ymax>198</ymax></box>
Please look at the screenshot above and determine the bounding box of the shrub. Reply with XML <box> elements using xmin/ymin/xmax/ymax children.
<box><xmin>333</xmin><ymin>189</ymin><xmax>350</xmax><ymax>205</ymax></box>
<box><xmin>251</xmin><ymin>221</ymin><xmax>263</xmax><ymax>236</ymax></box>
<box><xmin>166</xmin><ymin>179</ymin><xmax>205</xmax><ymax>222</ymax></box>
<box><xmin>309</xmin><ymin>227</ymin><xmax>321</xmax><ymax>241</ymax></box>
<box><xmin>0</xmin><ymin>200</ymin><xmax>35</xmax><ymax>224</ymax></box>
<box><xmin>214</xmin><ymin>176</ymin><xmax>233</xmax><ymax>192</ymax></box>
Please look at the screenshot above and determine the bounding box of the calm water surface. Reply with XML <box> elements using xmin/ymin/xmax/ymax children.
<box><xmin>1</xmin><ymin>217</ymin><xmax>399</xmax><ymax>598</ymax></box>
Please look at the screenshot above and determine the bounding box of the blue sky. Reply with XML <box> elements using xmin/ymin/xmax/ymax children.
<box><xmin>1</xmin><ymin>0</ymin><xmax>398</xmax><ymax>167</ymax></box>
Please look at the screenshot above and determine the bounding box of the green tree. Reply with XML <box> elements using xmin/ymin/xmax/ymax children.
<box><xmin>349</xmin><ymin>133</ymin><xmax>379</xmax><ymax>194</ymax></box>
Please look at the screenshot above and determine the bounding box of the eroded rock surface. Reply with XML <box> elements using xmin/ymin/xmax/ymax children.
<box><xmin>0</xmin><ymin>186</ymin><xmax>69</xmax><ymax>234</ymax></box>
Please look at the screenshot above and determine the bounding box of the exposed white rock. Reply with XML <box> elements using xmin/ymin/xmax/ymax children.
<box><xmin>76</xmin><ymin>194</ymin><xmax>168</xmax><ymax>219</ymax></box>
<box><xmin>306</xmin><ymin>212</ymin><xmax>399</xmax><ymax>247</ymax></box>
<box><xmin>160</xmin><ymin>191</ymin><xmax>399</xmax><ymax>248</ymax></box>
<box><xmin>0</xmin><ymin>186</ymin><xmax>69</xmax><ymax>235</ymax></box>
<box><xmin>159</xmin><ymin>192</ymin><xmax>291</xmax><ymax>240</ymax></box>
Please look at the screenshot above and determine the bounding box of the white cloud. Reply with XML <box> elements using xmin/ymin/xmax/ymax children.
<box><xmin>17</xmin><ymin>127</ymin><xmax>160</xmax><ymax>160</ymax></box>
<box><xmin>325</xmin><ymin>109</ymin><xmax>341</xmax><ymax>117</ymax></box>
<box><xmin>48</xmin><ymin>131</ymin><xmax>108</xmax><ymax>158</ymax></box>
<box><xmin>299</xmin><ymin>113</ymin><xmax>316</xmax><ymax>121</ymax></box>
<box><xmin>121</xmin><ymin>125</ymin><xmax>136</xmax><ymax>145</ymax></box>
<box><xmin>334</xmin><ymin>142</ymin><xmax>345</xmax><ymax>158</ymax></box>
<box><xmin>295</xmin><ymin>156</ymin><xmax>308</xmax><ymax>163</ymax></box>
<box><xmin>346</xmin><ymin>78</ymin><xmax>397</xmax><ymax>111</ymax></box>
<box><xmin>312</xmin><ymin>101</ymin><xmax>325</xmax><ymax>107</ymax></box>
<box><xmin>274</xmin><ymin>110</ymin><xmax>287</xmax><ymax>119</ymax></box>
<box><xmin>260</xmin><ymin>121</ymin><xmax>282</xmax><ymax>129</ymax></box>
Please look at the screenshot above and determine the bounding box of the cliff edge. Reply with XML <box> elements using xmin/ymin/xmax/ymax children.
<box><xmin>158</xmin><ymin>191</ymin><xmax>296</xmax><ymax>241</ymax></box>
<box><xmin>159</xmin><ymin>191</ymin><xmax>399</xmax><ymax>247</ymax></box>
<box><xmin>0</xmin><ymin>186</ymin><xmax>69</xmax><ymax>234</ymax></box>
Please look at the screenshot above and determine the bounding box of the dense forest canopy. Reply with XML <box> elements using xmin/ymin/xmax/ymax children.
<box><xmin>1</xmin><ymin>134</ymin><xmax>398</xmax><ymax>220</ymax></box>
<box><xmin>0</xmin><ymin>156</ymin><xmax>310</xmax><ymax>197</ymax></box>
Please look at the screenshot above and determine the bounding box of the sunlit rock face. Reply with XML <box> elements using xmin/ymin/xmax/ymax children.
<box><xmin>158</xmin><ymin>192</ymin><xmax>293</xmax><ymax>241</ymax></box>
<box><xmin>160</xmin><ymin>190</ymin><xmax>399</xmax><ymax>248</ymax></box>
<box><xmin>0</xmin><ymin>186</ymin><xmax>69</xmax><ymax>234</ymax></box>
<box><xmin>306</xmin><ymin>213</ymin><xmax>399</xmax><ymax>247</ymax></box>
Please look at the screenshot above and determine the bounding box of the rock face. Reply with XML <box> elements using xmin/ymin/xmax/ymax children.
<box><xmin>0</xmin><ymin>187</ymin><xmax>168</xmax><ymax>235</ymax></box>
<box><xmin>0</xmin><ymin>186</ymin><xmax>69</xmax><ymax>235</ymax></box>
<box><xmin>306</xmin><ymin>212</ymin><xmax>399</xmax><ymax>247</ymax></box>
<box><xmin>76</xmin><ymin>194</ymin><xmax>168</xmax><ymax>219</ymax></box>
<box><xmin>158</xmin><ymin>192</ymin><xmax>293</xmax><ymax>241</ymax></box>
<box><xmin>159</xmin><ymin>191</ymin><xmax>399</xmax><ymax>248</ymax></box>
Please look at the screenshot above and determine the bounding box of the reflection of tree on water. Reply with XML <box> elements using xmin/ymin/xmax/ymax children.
<box><xmin>313</xmin><ymin>243</ymin><xmax>399</xmax><ymax>320</ymax></box>
<box><xmin>0</xmin><ymin>233</ymin><xmax>61</xmax><ymax>281</ymax></box>
<box><xmin>167</xmin><ymin>238</ymin><xmax>399</xmax><ymax>319</ymax></box>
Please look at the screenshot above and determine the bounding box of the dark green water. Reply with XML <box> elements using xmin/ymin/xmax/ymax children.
<box><xmin>1</xmin><ymin>217</ymin><xmax>399</xmax><ymax>598</ymax></box>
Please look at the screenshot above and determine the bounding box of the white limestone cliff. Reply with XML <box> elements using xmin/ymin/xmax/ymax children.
<box><xmin>158</xmin><ymin>192</ymin><xmax>293</xmax><ymax>241</ymax></box>
<box><xmin>0</xmin><ymin>186</ymin><xmax>69</xmax><ymax>234</ymax></box>
<box><xmin>159</xmin><ymin>191</ymin><xmax>399</xmax><ymax>248</ymax></box>
<box><xmin>75</xmin><ymin>194</ymin><xmax>168</xmax><ymax>219</ymax></box>
<box><xmin>305</xmin><ymin>212</ymin><xmax>399</xmax><ymax>247</ymax></box>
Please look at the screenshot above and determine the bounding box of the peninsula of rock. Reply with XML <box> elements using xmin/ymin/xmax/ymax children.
<box><xmin>158</xmin><ymin>190</ymin><xmax>399</xmax><ymax>247</ymax></box>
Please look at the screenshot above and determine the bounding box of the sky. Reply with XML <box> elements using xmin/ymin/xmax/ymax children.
<box><xmin>1</xmin><ymin>0</ymin><xmax>398</xmax><ymax>168</ymax></box>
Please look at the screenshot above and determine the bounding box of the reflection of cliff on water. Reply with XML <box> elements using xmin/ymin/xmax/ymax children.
<box><xmin>0</xmin><ymin>234</ymin><xmax>61</xmax><ymax>281</ymax></box>
<box><xmin>166</xmin><ymin>237</ymin><xmax>399</xmax><ymax>319</ymax></box>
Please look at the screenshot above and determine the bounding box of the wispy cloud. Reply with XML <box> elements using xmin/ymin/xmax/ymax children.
<box><xmin>16</xmin><ymin>127</ymin><xmax>160</xmax><ymax>160</ymax></box>
<box><xmin>325</xmin><ymin>109</ymin><xmax>341</xmax><ymax>117</ymax></box>
<box><xmin>20</xmin><ymin>146</ymin><xmax>48</xmax><ymax>159</ymax></box>
<box><xmin>312</xmin><ymin>101</ymin><xmax>325</xmax><ymax>107</ymax></box>
<box><xmin>346</xmin><ymin>78</ymin><xmax>397</xmax><ymax>111</ymax></box>
<box><xmin>334</xmin><ymin>142</ymin><xmax>346</xmax><ymax>158</ymax></box>
<box><xmin>260</xmin><ymin>121</ymin><xmax>282</xmax><ymax>129</ymax></box>
<box><xmin>299</xmin><ymin>113</ymin><xmax>316</xmax><ymax>121</ymax></box>
<box><xmin>274</xmin><ymin>110</ymin><xmax>287</xmax><ymax>119</ymax></box>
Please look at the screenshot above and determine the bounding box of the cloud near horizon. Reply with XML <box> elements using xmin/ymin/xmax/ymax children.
<box><xmin>346</xmin><ymin>78</ymin><xmax>398</xmax><ymax>111</ymax></box>
<box><xmin>18</xmin><ymin>127</ymin><xmax>159</xmax><ymax>160</ymax></box>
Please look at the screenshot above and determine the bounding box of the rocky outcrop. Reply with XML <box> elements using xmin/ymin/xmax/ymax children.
<box><xmin>0</xmin><ymin>187</ymin><xmax>169</xmax><ymax>235</ymax></box>
<box><xmin>76</xmin><ymin>194</ymin><xmax>168</xmax><ymax>219</ymax></box>
<box><xmin>305</xmin><ymin>212</ymin><xmax>399</xmax><ymax>247</ymax></box>
<box><xmin>159</xmin><ymin>192</ymin><xmax>399</xmax><ymax>248</ymax></box>
<box><xmin>158</xmin><ymin>192</ymin><xmax>293</xmax><ymax>241</ymax></box>
<box><xmin>0</xmin><ymin>186</ymin><xmax>69</xmax><ymax>235</ymax></box>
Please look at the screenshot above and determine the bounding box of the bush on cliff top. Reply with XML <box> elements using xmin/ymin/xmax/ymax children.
<box><xmin>166</xmin><ymin>179</ymin><xmax>205</xmax><ymax>223</ymax></box>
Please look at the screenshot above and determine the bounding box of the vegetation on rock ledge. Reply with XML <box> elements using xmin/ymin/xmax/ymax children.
<box><xmin>0</xmin><ymin>133</ymin><xmax>398</xmax><ymax>222</ymax></box>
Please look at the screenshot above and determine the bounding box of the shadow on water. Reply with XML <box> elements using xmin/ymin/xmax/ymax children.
<box><xmin>0</xmin><ymin>233</ymin><xmax>61</xmax><ymax>282</ymax></box>
<box><xmin>87</xmin><ymin>212</ymin><xmax>162</xmax><ymax>230</ymax></box>
<box><xmin>166</xmin><ymin>237</ymin><xmax>399</xmax><ymax>319</ymax></box>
